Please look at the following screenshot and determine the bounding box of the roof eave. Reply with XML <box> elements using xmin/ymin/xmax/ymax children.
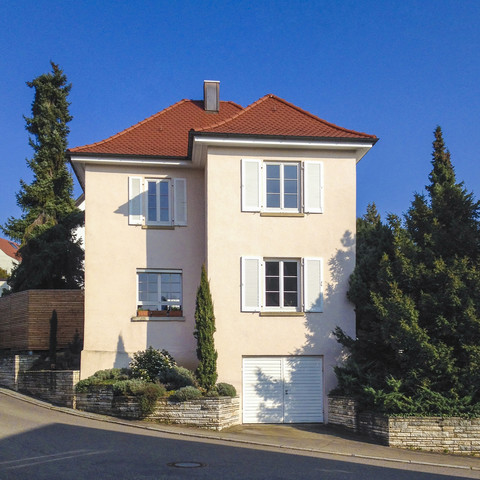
<box><xmin>67</xmin><ymin>151</ymin><xmax>194</xmax><ymax>191</ymax></box>
<box><xmin>190</xmin><ymin>132</ymin><xmax>378</xmax><ymax>166</ymax></box>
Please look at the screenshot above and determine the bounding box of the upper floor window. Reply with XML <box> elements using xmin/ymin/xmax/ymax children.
<box><xmin>241</xmin><ymin>256</ymin><xmax>323</xmax><ymax>313</ymax></box>
<box><xmin>128</xmin><ymin>177</ymin><xmax>187</xmax><ymax>227</ymax></box>
<box><xmin>265</xmin><ymin>163</ymin><xmax>299</xmax><ymax>211</ymax></box>
<box><xmin>147</xmin><ymin>179</ymin><xmax>171</xmax><ymax>225</ymax></box>
<box><xmin>265</xmin><ymin>259</ymin><xmax>299</xmax><ymax>309</ymax></box>
<box><xmin>242</xmin><ymin>159</ymin><xmax>323</xmax><ymax>214</ymax></box>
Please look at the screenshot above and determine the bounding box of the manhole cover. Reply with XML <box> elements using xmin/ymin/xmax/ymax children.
<box><xmin>167</xmin><ymin>462</ymin><xmax>205</xmax><ymax>469</ymax></box>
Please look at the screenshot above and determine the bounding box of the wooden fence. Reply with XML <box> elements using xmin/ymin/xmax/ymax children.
<box><xmin>0</xmin><ymin>290</ymin><xmax>84</xmax><ymax>350</ymax></box>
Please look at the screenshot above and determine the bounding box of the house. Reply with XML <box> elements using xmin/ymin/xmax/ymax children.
<box><xmin>68</xmin><ymin>81</ymin><xmax>377</xmax><ymax>424</ymax></box>
<box><xmin>0</xmin><ymin>238</ymin><xmax>20</xmax><ymax>294</ymax></box>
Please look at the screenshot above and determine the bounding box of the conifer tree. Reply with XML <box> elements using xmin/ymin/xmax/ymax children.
<box><xmin>335</xmin><ymin>128</ymin><xmax>480</xmax><ymax>415</ymax></box>
<box><xmin>193</xmin><ymin>265</ymin><xmax>218</xmax><ymax>390</ymax></box>
<box><xmin>2</xmin><ymin>62</ymin><xmax>84</xmax><ymax>291</ymax></box>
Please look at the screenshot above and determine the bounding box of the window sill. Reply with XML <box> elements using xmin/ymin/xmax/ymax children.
<box><xmin>141</xmin><ymin>225</ymin><xmax>176</xmax><ymax>230</ymax></box>
<box><xmin>259</xmin><ymin>311</ymin><xmax>305</xmax><ymax>317</ymax></box>
<box><xmin>131</xmin><ymin>316</ymin><xmax>185</xmax><ymax>322</ymax></box>
<box><xmin>260</xmin><ymin>212</ymin><xmax>305</xmax><ymax>217</ymax></box>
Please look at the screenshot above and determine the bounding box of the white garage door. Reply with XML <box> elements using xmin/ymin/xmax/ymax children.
<box><xmin>243</xmin><ymin>356</ymin><xmax>323</xmax><ymax>423</ymax></box>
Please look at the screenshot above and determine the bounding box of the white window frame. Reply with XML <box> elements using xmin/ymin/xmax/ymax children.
<box><xmin>128</xmin><ymin>176</ymin><xmax>187</xmax><ymax>227</ymax></box>
<box><xmin>146</xmin><ymin>178</ymin><xmax>172</xmax><ymax>226</ymax></box>
<box><xmin>241</xmin><ymin>256</ymin><xmax>323</xmax><ymax>313</ymax></box>
<box><xmin>264</xmin><ymin>162</ymin><xmax>301</xmax><ymax>212</ymax></box>
<box><xmin>137</xmin><ymin>268</ymin><xmax>183</xmax><ymax>312</ymax></box>
<box><xmin>241</xmin><ymin>159</ymin><xmax>323</xmax><ymax>214</ymax></box>
<box><xmin>263</xmin><ymin>258</ymin><xmax>300</xmax><ymax>312</ymax></box>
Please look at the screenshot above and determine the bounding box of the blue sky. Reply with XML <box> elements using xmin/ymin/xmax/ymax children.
<box><xmin>1</xmin><ymin>0</ymin><xmax>479</xmax><ymax>238</ymax></box>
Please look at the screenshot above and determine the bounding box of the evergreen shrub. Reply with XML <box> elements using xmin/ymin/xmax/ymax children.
<box><xmin>130</xmin><ymin>347</ymin><xmax>176</xmax><ymax>382</ymax></box>
<box><xmin>216</xmin><ymin>383</ymin><xmax>237</xmax><ymax>397</ymax></box>
<box><xmin>159</xmin><ymin>366</ymin><xmax>197</xmax><ymax>390</ymax></box>
<box><xmin>171</xmin><ymin>386</ymin><xmax>202</xmax><ymax>402</ymax></box>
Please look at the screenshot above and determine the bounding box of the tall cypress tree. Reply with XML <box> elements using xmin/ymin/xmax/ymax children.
<box><xmin>335</xmin><ymin>128</ymin><xmax>480</xmax><ymax>415</ymax></box>
<box><xmin>193</xmin><ymin>265</ymin><xmax>218</xmax><ymax>391</ymax></box>
<box><xmin>2</xmin><ymin>62</ymin><xmax>84</xmax><ymax>292</ymax></box>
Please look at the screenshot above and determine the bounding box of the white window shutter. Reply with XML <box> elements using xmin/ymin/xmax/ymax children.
<box><xmin>304</xmin><ymin>161</ymin><xmax>324</xmax><ymax>213</ymax></box>
<box><xmin>173</xmin><ymin>178</ymin><xmax>187</xmax><ymax>226</ymax></box>
<box><xmin>242</xmin><ymin>159</ymin><xmax>262</xmax><ymax>212</ymax></box>
<box><xmin>241</xmin><ymin>256</ymin><xmax>262</xmax><ymax>311</ymax></box>
<box><xmin>304</xmin><ymin>258</ymin><xmax>323</xmax><ymax>312</ymax></box>
<box><xmin>128</xmin><ymin>177</ymin><xmax>143</xmax><ymax>225</ymax></box>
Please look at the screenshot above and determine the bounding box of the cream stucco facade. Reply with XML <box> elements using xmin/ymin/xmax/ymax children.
<box><xmin>76</xmin><ymin>143</ymin><xmax>359</xmax><ymax>423</ymax></box>
<box><xmin>204</xmin><ymin>146</ymin><xmax>357</xmax><ymax>420</ymax></box>
<box><xmin>80</xmin><ymin>163</ymin><xmax>204</xmax><ymax>377</ymax></box>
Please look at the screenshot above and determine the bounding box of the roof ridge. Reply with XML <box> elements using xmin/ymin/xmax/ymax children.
<box><xmin>194</xmin><ymin>93</ymin><xmax>376</xmax><ymax>138</ymax></box>
<box><xmin>264</xmin><ymin>94</ymin><xmax>377</xmax><ymax>139</ymax></box>
<box><xmin>194</xmin><ymin>94</ymin><xmax>271</xmax><ymax>133</ymax></box>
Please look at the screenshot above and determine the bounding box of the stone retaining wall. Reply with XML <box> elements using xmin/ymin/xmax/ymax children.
<box><xmin>151</xmin><ymin>396</ymin><xmax>240</xmax><ymax>429</ymax></box>
<box><xmin>328</xmin><ymin>395</ymin><xmax>357</xmax><ymax>432</ymax></box>
<box><xmin>18</xmin><ymin>370</ymin><xmax>79</xmax><ymax>407</ymax></box>
<box><xmin>0</xmin><ymin>354</ymin><xmax>40</xmax><ymax>390</ymax></box>
<box><xmin>388</xmin><ymin>417</ymin><xmax>480</xmax><ymax>453</ymax></box>
<box><xmin>75</xmin><ymin>388</ymin><xmax>240</xmax><ymax>430</ymax></box>
<box><xmin>328</xmin><ymin>395</ymin><xmax>480</xmax><ymax>453</ymax></box>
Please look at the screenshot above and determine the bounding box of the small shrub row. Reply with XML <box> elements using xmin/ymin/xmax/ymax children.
<box><xmin>76</xmin><ymin>348</ymin><xmax>237</xmax><ymax>405</ymax></box>
<box><xmin>76</xmin><ymin>368</ymin><xmax>130</xmax><ymax>392</ymax></box>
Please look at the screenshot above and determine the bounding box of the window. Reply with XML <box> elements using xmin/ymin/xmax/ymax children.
<box><xmin>147</xmin><ymin>179</ymin><xmax>171</xmax><ymax>225</ymax></box>
<box><xmin>128</xmin><ymin>177</ymin><xmax>187</xmax><ymax>226</ymax></box>
<box><xmin>265</xmin><ymin>163</ymin><xmax>299</xmax><ymax>210</ymax></box>
<box><xmin>137</xmin><ymin>269</ymin><xmax>182</xmax><ymax>312</ymax></box>
<box><xmin>265</xmin><ymin>260</ymin><xmax>299</xmax><ymax>308</ymax></box>
<box><xmin>241</xmin><ymin>257</ymin><xmax>323</xmax><ymax>313</ymax></box>
<box><xmin>242</xmin><ymin>159</ymin><xmax>323</xmax><ymax>213</ymax></box>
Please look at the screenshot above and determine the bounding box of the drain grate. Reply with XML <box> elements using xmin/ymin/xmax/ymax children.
<box><xmin>167</xmin><ymin>462</ymin><xmax>205</xmax><ymax>469</ymax></box>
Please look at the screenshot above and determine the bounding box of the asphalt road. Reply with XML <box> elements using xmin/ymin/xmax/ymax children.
<box><xmin>0</xmin><ymin>392</ymin><xmax>478</xmax><ymax>480</ymax></box>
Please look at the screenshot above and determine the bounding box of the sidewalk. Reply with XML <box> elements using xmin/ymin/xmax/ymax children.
<box><xmin>2</xmin><ymin>387</ymin><xmax>480</xmax><ymax>473</ymax></box>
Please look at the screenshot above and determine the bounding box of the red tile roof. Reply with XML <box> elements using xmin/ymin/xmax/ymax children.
<box><xmin>0</xmin><ymin>238</ymin><xmax>20</xmax><ymax>261</ymax></box>
<box><xmin>195</xmin><ymin>94</ymin><xmax>376</xmax><ymax>139</ymax></box>
<box><xmin>69</xmin><ymin>100</ymin><xmax>243</xmax><ymax>157</ymax></box>
<box><xmin>69</xmin><ymin>95</ymin><xmax>376</xmax><ymax>158</ymax></box>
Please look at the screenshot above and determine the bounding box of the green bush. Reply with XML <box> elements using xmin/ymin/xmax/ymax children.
<box><xmin>93</xmin><ymin>368</ymin><xmax>130</xmax><ymax>382</ymax></box>
<box><xmin>112</xmin><ymin>379</ymin><xmax>166</xmax><ymax>417</ymax></box>
<box><xmin>75</xmin><ymin>378</ymin><xmax>96</xmax><ymax>393</ymax></box>
<box><xmin>75</xmin><ymin>368</ymin><xmax>130</xmax><ymax>393</ymax></box>
<box><xmin>216</xmin><ymin>382</ymin><xmax>237</xmax><ymax>397</ymax></box>
<box><xmin>160</xmin><ymin>366</ymin><xmax>197</xmax><ymax>390</ymax></box>
<box><xmin>171</xmin><ymin>386</ymin><xmax>202</xmax><ymax>402</ymax></box>
<box><xmin>204</xmin><ymin>388</ymin><xmax>219</xmax><ymax>397</ymax></box>
<box><xmin>138</xmin><ymin>383</ymin><xmax>166</xmax><ymax>416</ymax></box>
<box><xmin>130</xmin><ymin>347</ymin><xmax>176</xmax><ymax>382</ymax></box>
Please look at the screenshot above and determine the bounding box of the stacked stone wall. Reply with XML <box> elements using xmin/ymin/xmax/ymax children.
<box><xmin>17</xmin><ymin>370</ymin><xmax>79</xmax><ymax>407</ymax></box>
<box><xmin>327</xmin><ymin>396</ymin><xmax>357</xmax><ymax>432</ymax></box>
<box><xmin>388</xmin><ymin>417</ymin><xmax>480</xmax><ymax>453</ymax></box>
<box><xmin>151</xmin><ymin>397</ymin><xmax>240</xmax><ymax>429</ymax></box>
<box><xmin>328</xmin><ymin>395</ymin><xmax>480</xmax><ymax>453</ymax></box>
<box><xmin>0</xmin><ymin>354</ymin><xmax>41</xmax><ymax>390</ymax></box>
<box><xmin>75</xmin><ymin>389</ymin><xmax>240</xmax><ymax>430</ymax></box>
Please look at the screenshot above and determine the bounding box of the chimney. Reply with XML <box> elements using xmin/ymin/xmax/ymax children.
<box><xmin>203</xmin><ymin>80</ymin><xmax>220</xmax><ymax>112</ymax></box>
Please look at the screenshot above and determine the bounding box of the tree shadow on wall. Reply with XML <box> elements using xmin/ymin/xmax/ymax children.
<box><xmin>249</xmin><ymin>231</ymin><xmax>356</xmax><ymax>424</ymax></box>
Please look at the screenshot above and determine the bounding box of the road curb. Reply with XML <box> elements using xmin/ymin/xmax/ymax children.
<box><xmin>2</xmin><ymin>387</ymin><xmax>479</xmax><ymax>472</ymax></box>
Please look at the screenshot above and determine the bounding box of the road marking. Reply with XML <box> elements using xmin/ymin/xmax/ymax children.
<box><xmin>1</xmin><ymin>449</ymin><xmax>112</xmax><ymax>470</ymax></box>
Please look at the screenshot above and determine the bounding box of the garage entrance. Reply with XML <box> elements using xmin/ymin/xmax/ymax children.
<box><xmin>242</xmin><ymin>356</ymin><xmax>323</xmax><ymax>423</ymax></box>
